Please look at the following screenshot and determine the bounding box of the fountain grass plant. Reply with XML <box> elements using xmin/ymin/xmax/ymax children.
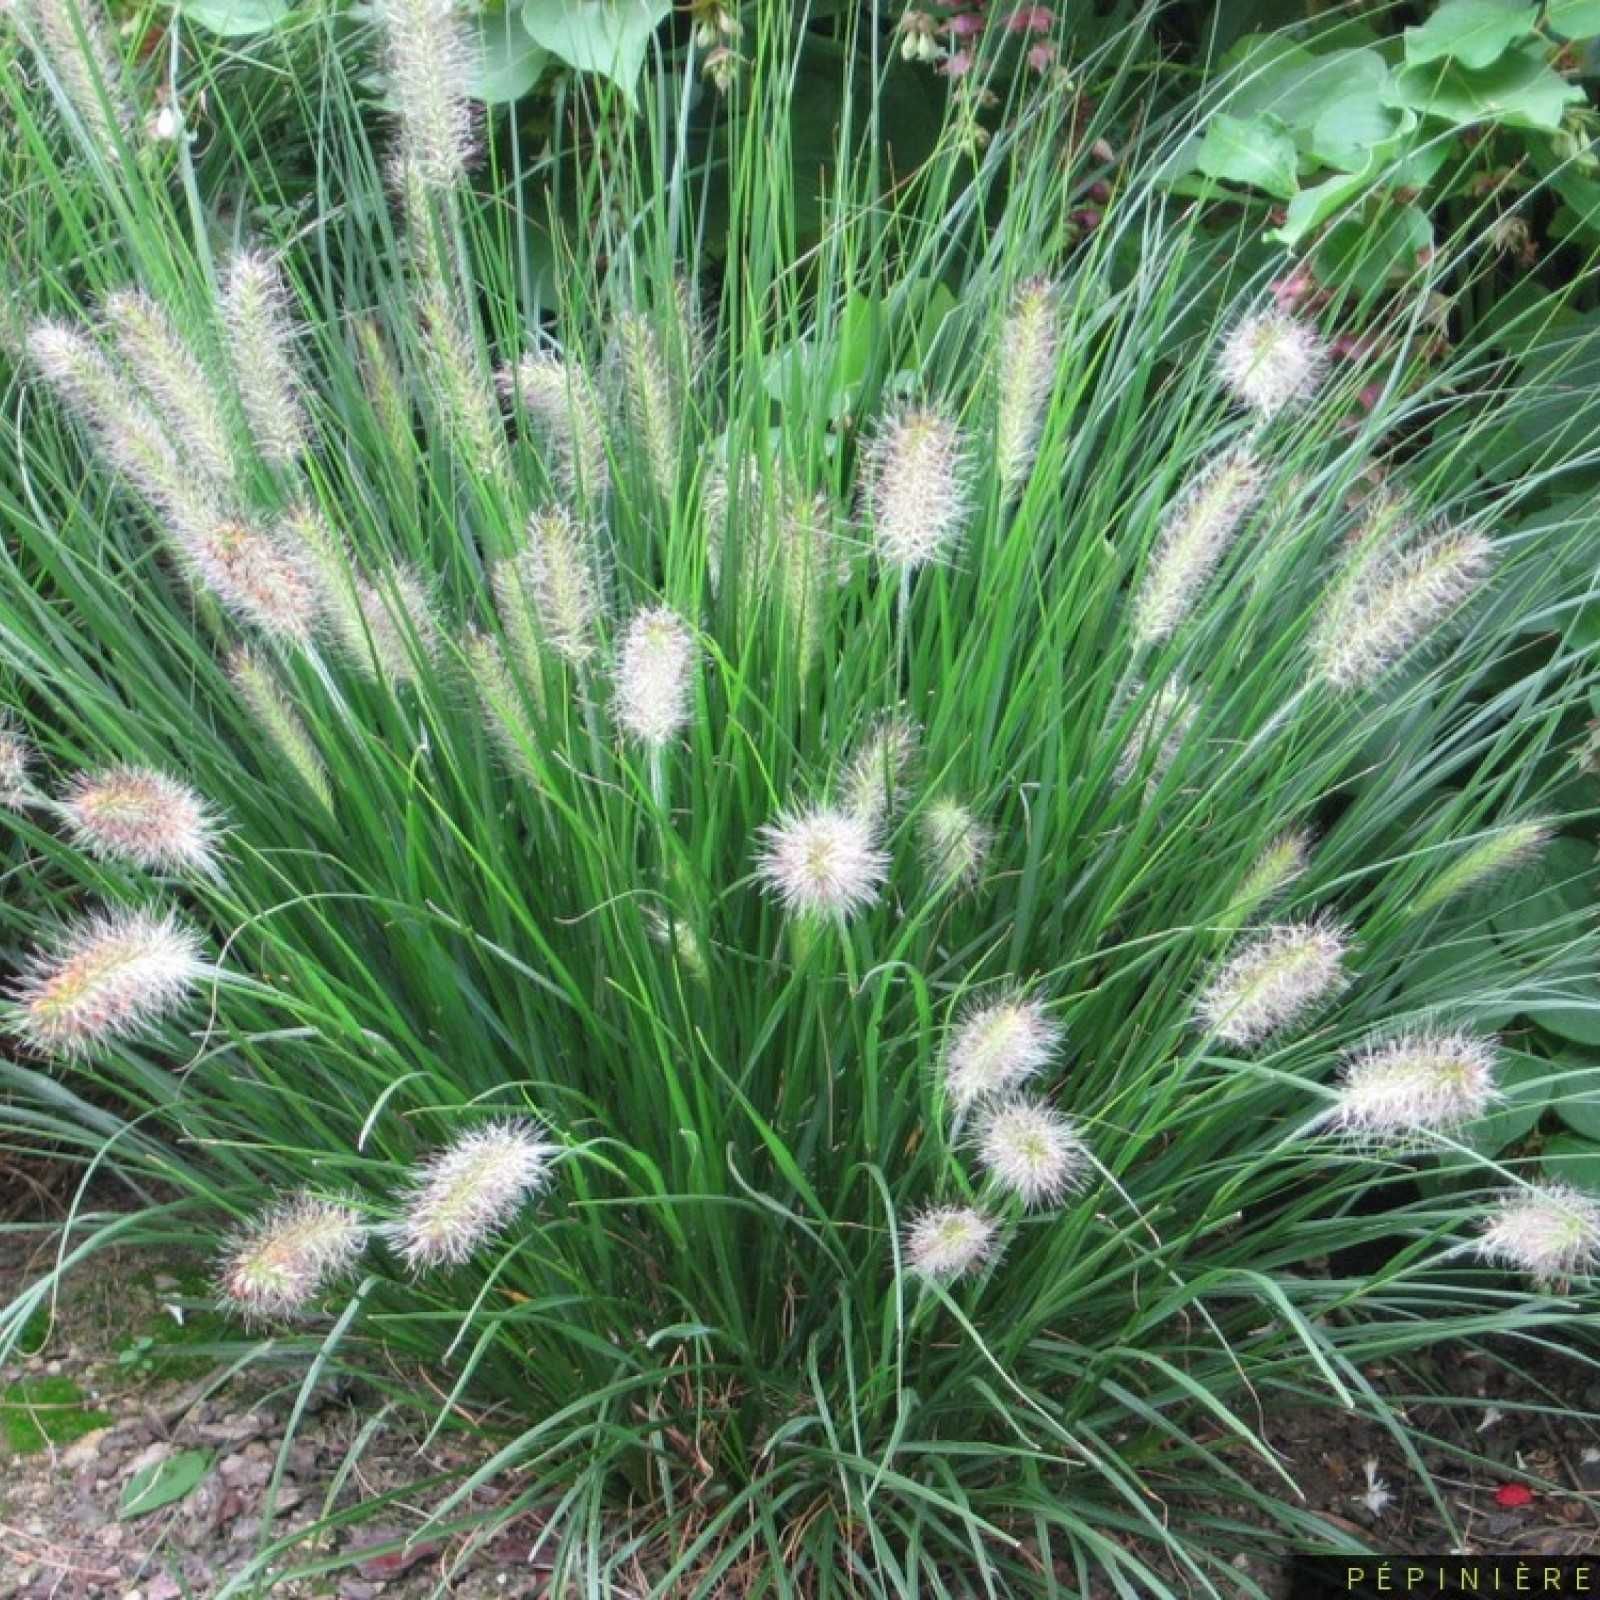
<box><xmin>2</xmin><ymin>1</ymin><xmax>1600</xmax><ymax>1593</ymax></box>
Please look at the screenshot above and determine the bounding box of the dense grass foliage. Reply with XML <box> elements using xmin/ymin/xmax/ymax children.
<box><xmin>2</xmin><ymin>3</ymin><xmax>1600</xmax><ymax>1594</ymax></box>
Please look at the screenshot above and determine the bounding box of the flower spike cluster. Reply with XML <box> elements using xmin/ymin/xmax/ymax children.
<box><xmin>58</xmin><ymin>766</ymin><xmax>218</xmax><ymax>875</ymax></box>
<box><xmin>221</xmin><ymin>1195</ymin><xmax>368</xmax><ymax>1322</ymax></box>
<box><xmin>1196</xmin><ymin>920</ymin><xmax>1348</xmax><ymax>1047</ymax></box>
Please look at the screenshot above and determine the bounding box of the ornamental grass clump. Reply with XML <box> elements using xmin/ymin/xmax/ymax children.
<box><xmin>2</xmin><ymin>5</ymin><xmax>1600</xmax><ymax>1595</ymax></box>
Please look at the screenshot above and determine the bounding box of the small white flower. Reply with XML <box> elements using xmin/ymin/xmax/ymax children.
<box><xmin>976</xmin><ymin>1099</ymin><xmax>1089</xmax><ymax>1208</ymax></box>
<box><xmin>1332</xmin><ymin>1031</ymin><xmax>1499</xmax><ymax>1141</ymax></box>
<box><xmin>1196</xmin><ymin>920</ymin><xmax>1349</xmax><ymax>1047</ymax></box>
<box><xmin>387</xmin><ymin>1119</ymin><xmax>557</xmax><ymax>1271</ymax></box>
<box><xmin>755</xmin><ymin>805</ymin><xmax>889</xmax><ymax>920</ymax></box>
<box><xmin>1216</xmin><ymin>310</ymin><xmax>1327</xmax><ymax>419</ymax></box>
<box><xmin>220</xmin><ymin>1194</ymin><xmax>368</xmax><ymax>1322</ymax></box>
<box><xmin>613</xmin><ymin>605</ymin><xmax>697</xmax><ymax>748</ymax></box>
<box><xmin>904</xmin><ymin>1205</ymin><xmax>999</xmax><ymax>1281</ymax></box>
<box><xmin>1478</xmin><ymin>1183</ymin><xmax>1600</xmax><ymax>1284</ymax></box>
<box><xmin>943</xmin><ymin>993</ymin><xmax>1062</xmax><ymax>1110</ymax></box>
<box><xmin>1354</xmin><ymin>1457</ymin><xmax>1394</xmax><ymax>1518</ymax></box>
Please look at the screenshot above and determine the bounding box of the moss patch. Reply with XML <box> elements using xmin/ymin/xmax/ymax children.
<box><xmin>2</xmin><ymin>1376</ymin><xmax>114</xmax><ymax>1455</ymax></box>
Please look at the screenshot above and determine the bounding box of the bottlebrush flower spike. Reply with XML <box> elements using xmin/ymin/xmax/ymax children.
<box><xmin>516</xmin><ymin>506</ymin><xmax>606</xmax><ymax>669</ymax></box>
<box><xmin>1333</xmin><ymin>1031</ymin><xmax>1499</xmax><ymax>1141</ymax></box>
<box><xmin>1216</xmin><ymin>310</ymin><xmax>1327</xmax><ymax>419</ymax></box>
<box><xmin>864</xmin><ymin>404</ymin><xmax>969</xmax><ymax>571</ymax></box>
<box><xmin>614</xmin><ymin>605</ymin><xmax>697</xmax><ymax>748</ymax></box>
<box><xmin>340</xmin><ymin>568</ymin><xmax>440</xmax><ymax>685</ymax></box>
<box><xmin>1413</xmin><ymin>820</ymin><xmax>1551</xmax><ymax>915</ymax></box>
<box><xmin>919</xmin><ymin>795</ymin><xmax>992</xmax><ymax>894</ymax></box>
<box><xmin>904</xmin><ymin>1205</ymin><xmax>999</xmax><ymax>1282</ymax></box>
<box><xmin>615</xmin><ymin>310</ymin><xmax>681</xmax><ymax>503</ymax></box>
<box><xmin>1111</xmin><ymin>680</ymin><xmax>1198</xmax><ymax>789</ymax></box>
<box><xmin>220</xmin><ymin>251</ymin><xmax>308</xmax><ymax>467</ymax></box>
<box><xmin>500</xmin><ymin>351</ymin><xmax>608</xmax><ymax>502</ymax></box>
<box><xmin>378</xmin><ymin>0</ymin><xmax>473</xmax><ymax>192</ymax></box>
<box><xmin>387</xmin><ymin>1119</ymin><xmax>557</xmax><ymax>1271</ymax></box>
<box><xmin>943</xmin><ymin>993</ymin><xmax>1062</xmax><ymax>1110</ymax></box>
<box><xmin>182</xmin><ymin>519</ymin><xmax>324</xmax><ymax>645</ymax></box>
<box><xmin>1131</xmin><ymin>447</ymin><xmax>1264</xmax><ymax>646</ymax></box>
<box><xmin>466</xmin><ymin>630</ymin><xmax>539</xmax><ymax>782</ymax></box>
<box><xmin>229</xmin><ymin>648</ymin><xmax>332</xmax><ymax>813</ymax></box>
<box><xmin>1478</xmin><ymin>1183</ymin><xmax>1600</xmax><ymax>1284</ymax></box>
<box><xmin>995</xmin><ymin>276</ymin><xmax>1060</xmax><ymax>501</ymax></box>
<box><xmin>1232</xmin><ymin>830</ymin><xmax>1310</xmax><ymax>916</ymax></box>
<box><xmin>220</xmin><ymin>1194</ymin><xmax>368</xmax><ymax>1322</ymax></box>
<box><xmin>1196</xmin><ymin>919</ymin><xmax>1349</xmax><ymax>1047</ymax></box>
<box><xmin>977</xmin><ymin>1098</ymin><xmax>1089</xmax><ymax>1208</ymax></box>
<box><xmin>104</xmin><ymin>288</ymin><xmax>238</xmax><ymax>490</ymax></box>
<box><xmin>58</xmin><ymin>765</ymin><xmax>218</xmax><ymax>874</ymax></box>
<box><xmin>11</xmin><ymin>0</ymin><xmax>133</xmax><ymax>165</ymax></box>
<box><xmin>1313</xmin><ymin>524</ymin><xmax>1494</xmax><ymax>692</ymax></box>
<box><xmin>755</xmin><ymin>805</ymin><xmax>889</xmax><ymax>921</ymax></box>
<box><xmin>842</xmin><ymin>715</ymin><xmax>919</xmax><ymax>831</ymax></box>
<box><xmin>0</xmin><ymin>721</ymin><xmax>37</xmax><ymax>807</ymax></box>
<box><xmin>10</xmin><ymin>907</ymin><xmax>206</xmax><ymax>1056</ymax></box>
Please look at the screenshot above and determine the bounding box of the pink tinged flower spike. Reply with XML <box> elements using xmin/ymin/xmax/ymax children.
<box><xmin>220</xmin><ymin>1194</ymin><xmax>368</xmax><ymax>1323</ymax></box>
<box><xmin>613</xmin><ymin>605</ymin><xmax>698</xmax><ymax>749</ymax></box>
<box><xmin>1195</xmin><ymin>919</ymin><xmax>1349</xmax><ymax>1047</ymax></box>
<box><xmin>230</xmin><ymin>647</ymin><xmax>333</xmax><ymax>815</ymax></box>
<box><xmin>57</xmin><ymin>765</ymin><xmax>219</xmax><ymax>875</ymax></box>
<box><xmin>103</xmin><ymin>288</ymin><xmax>239</xmax><ymax>491</ymax></box>
<box><xmin>10</xmin><ymin>907</ymin><xmax>207</xmax><ymax>1056</ymax></box>
<box><xmin>1332</xmin><ymin>1031</ymin><xmax>1499</xmax><ymax>1142</ymax></box>
<box><xmin>220</xmin><ymin>251</ymin><xmax>309</xmax><ymax>468</ymax></box>
<box><xmin>1478</xmin><ymin>1183</ymin><xmax>1600</xmax><ymax>1285</ymax></box>
<box><xmin>0</xmin><ymin>721</ymin><xmax>39</xmax><ymax>807</ymax></box>
<box><xmin>336</xmin><ymin>567</ymin><xmax>441</xmax><ymax>686</ymax></box>
<box><xmin>863</xmin><ymin>403</ymin><xmax>970</xmax><ymax>571</ymax></box>
<box><xmin>387</xmin><ymin>1120</ymin><xmax>557</xmax><ymax>1271</ymax></box>
<box><xmin>976</xmin><ymin>1098</ymin><xmax>1089</xmax><ymax>1208</ymax></box>
<box><xmin>942</xmin><ymin>993</ymin><xmax>1063</xmax><ymax>1111</ymax></box>
<box><xmin>517</xmin><ymin>505</ymin><xmax>607</xmax><ymax>670</ymax></box>
<box><xmin>378</xmin><ymin>0</ymin><xmax>474</xmax><ymax>192</ymax></box>
<box><xmin>1131</xmin><ymin>447</ymin><xmax>1264</xmax><ymax>647</ymax></box>
<box><xmin>995</xmin><ymin>277</ymin><xmax>1061</xmax><ymax>502</ymax></box>
<box><xmin>1216</xmin><ymin>310</ymin><xmax>1328</xmax><ymax>420</ymax></box>
<box><xmin>1312</xmin><ymin>525</ymin><xmax>1494</xmax><ymax>693</ymax></box>
<box><xmin>755</xmin><ymin>805</ymin><xmax>889</xmax><ymax>922</ymax></box>
<box><xmin>181</xmin><ymin>519</ymin><xmax>325</xmax><ymax>645</ymax></box>
<box><xmin>499</xmin><ymin>351</ymin><xmax>608</xmax><ymax>503</ymax></box>
<box><xmin>903</xmin><ymin>1205</ymin><xmax>999</xmax><ymax>1282</ymax></box>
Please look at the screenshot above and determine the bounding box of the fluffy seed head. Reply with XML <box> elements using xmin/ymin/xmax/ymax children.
<box><xmin>379</xmin><ymin>0</ymin><xmax>473</xmax><ymax>191</ymax></box>
<box><xmin>1478</xmin><ymin>1183</ymin><xmax>1600</xmax><ymax>1284</ymax></box>
<box><xmin>1414</xmin><ymin>819</ymin><xmax>1551</xmax><ymax>915</ymax></box>
<box><xmin>1216</xmin><ymin>310</ymin><xmax>1327</xmax><ymax>419</ymax></box>
<box><xmin>919</xmin><ymin>796</ymin><xmax>992</xmax><ymax>894</ymax></box>
<box><xmin>387</xmin><ymin>1120</ymin><xmax>556</xmax><ymax>1271</ymax></box>
<box><xmin>518</xmin><ymin>506</ymin><xmax>606</xmax><ymax>668</ymax></box>
<box><xmin>755</xmin><ymin>805</ymin><xmax>889</xmax><ymax>921</ymax></box>
<box><xmin>1111</xmin><ymin>679</ymin><xmax>1198</xmax><ymax>790</ymax></box>
<box><xmin>0</xmin><ymin>722</ymin><xmax>36</xmax><ymax>806</ymax></box>
<box><xmin>1131</xmin><ymin>447</ymin><xmax>1264</xmax><ymax>646</ymax></box>
<box><xmin>465</xmin><ymin>631</ymin><xmax>540</xmax><ymax>783</ymax></box>
<box><xmin>1313</xmin><ymin>525</ymin><xmax>1494</xmax><ymax>693</ymax></box>
<box><xmin>58</xmin><ymin>765</ymin><xmax>218</xmax><ymax>874</ymax></box>
<box><xmin>904</xmin><ymin>1205</ymin><xmax>999</xmax><ymax>1281</ymax></box>
<box><xmin>1196</xmin><ymin>920</ymin><xmax>1349</xmax><ymax>1047</ymax></box>
<box><xmin>230</xmin><ymin>648</ymin><xmax>332</xmax><ymax>813</ymax></box>
<box><xmin>500</xmin><ymin>351</ymin><xmax>607</xmax><ymax>502</ymax></box>
<box><xmin>976</xmin><ymin>1098</ymin><xmax>1089</xmax><ymax>1208</ymax></box>
<box><xmin>10</xmin><ymin>907</ymin><xmax>206</xmax><ymax>1056</ymax></box>
<box><xmin>182</xmin><ymin>519</ymin><xmax>324</xmax><ymax>644</ymax></box>
<box><xmin>220</xmin><ymin>251</ymin><xmax>308</xmax><ymax>467</ymax></box>
<box><xmin>220</xmin><ymin>1194</ymin><xmax>368</xmax><ymax>1322</ymax></box>
<box><xmin>943</xmin><ymin>994</ymin><xmax>1062</xmax><ymax>1110</ymax></box>
<box><xmin>1333</xmin><ymin>1031</ymin><xmax>1499</xmax><ymax>1141</ymax></box>
<box><xmin>341</xmin><ymin>568</ymin><xmax>440</xmax><ymax>685</ymax></box>
<box><xmin>995</xmin><ymin>276</ymin><xmax>1060</xmax><ymax>501</ymax></box>
<box><xmin>841</xmin><ymin>715</ymin><xmax>919</xmax><ymax>831</ymax></box>
<box><xmin>1232</xmin><ymin>830</ymin><xmax>1311</xmax><ymax>917</ymax></box>
<box><xmin>11</xmin><ymin>0</ymin><xmax>133</xmax><ymax>164</ymax></box>
<box><xmin>615</xmin><ymin>310</ymin><xmax>681</xmax><ymax>503</ymax></box>
<box><xmin>613</xmin><ymin>605</ymin><xmax>697</xmax><ymax>748</ymax></box>
<box><xmin>863</xmin><ymin>404</ymin><xmax>969</xmax><ymax>571</ymax></box>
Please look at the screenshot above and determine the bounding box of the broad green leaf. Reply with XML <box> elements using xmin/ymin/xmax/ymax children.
<box><xmin>120</xmin><ymin>1448</ymin><xmax>211</xmax><ymax>1519</ymax></box>
<box><xmin>1404</xmin><ymin>1</ymin><xmax>1538</xmax><ymax>71</ymax></box>
<box><xmin>1267</xmin><ymin>168</ymin><xmax>1372</xmax><ymax>247</ymax></box>
<box><xmin>1555</xmin><ymin>1061</ymin><xmax>1600</xmax><ymax>1141</ymax></box>
<box><xmin>1195</xmin><ymin>113</ymin><xmax>1299</xmax><ymax>199</ymax></box>
<box><xmin>1315</xmin><ymin>202</ymin><xmax>1432</xmax><ymax>293</ymax></box>
<box><xmin>522</xmin><ymin>0</ymin><xmax>670</xmax><ymax>105</ymax></box>
<box><xmin>467</xmin><ymin>11</ymin><xmax>550</xmax><ymax>104</ymax></box>
<box><xmin>1543</xmin><ymin>1131</ymin><xmax>1600</xmax><ymax>1192</ymax></box>
<box><xmin>1390</xmin><ymin>44</ymin><xmax>1586</xmax><ymax>131</ymax></box>
<box><xmin>1548</xmin><ymin>0</ymin><xmax>1600</xmax><ymax>35</ymax></box>
<box><xmin>179</xmin><ymin>0</ymin><xmax>289</xmax><ymax>35</ymax></box>
<box><xmin>1310</xmin><ymin>93</ymin><xmax>1409</xmax><ymax>172</ymax></box>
